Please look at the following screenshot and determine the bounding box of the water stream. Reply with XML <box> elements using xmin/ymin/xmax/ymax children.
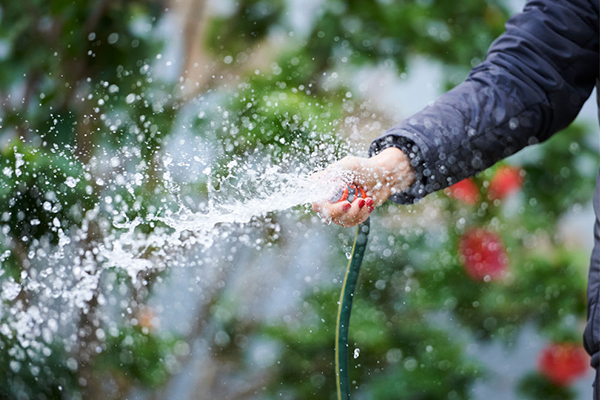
<box><xmin>1</xmin><ymin>146</ymin><xmax>349</xmax><ymax>359</ymax></box>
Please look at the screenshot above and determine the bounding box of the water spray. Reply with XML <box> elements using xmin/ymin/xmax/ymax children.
<box><xmin>331</xmin><ymin>184</ymin><xmax>370</xmax><ymax>400</ymax></box>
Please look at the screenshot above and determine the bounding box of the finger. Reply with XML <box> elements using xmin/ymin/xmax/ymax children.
<box><xmin>352</xmin><ymin>197</ymin><xmax>372</xmax><ymax>226</ymax></box>
<box><xmin>332</xmin><ymin>198</ymin><xmax>368</xmax><ymax>228</ymax></box>
<box><xmin>311</xmin><ymin>202</ymin><xmax>322</xmax><ymax>213</ymax></box>
<box><xmin>312</xmin><ymin>201</ymin><xmax>330</xmax><ymax>221</ymax></box>
<box><xmin>315</xmin><ymin>200</ymin><xmax>351</xmax><ymax>224</ymax></box>
<box><xmin>365</xmin><ymin>197</ymin><xmax>375</xmax><ymax>213</ymax></box>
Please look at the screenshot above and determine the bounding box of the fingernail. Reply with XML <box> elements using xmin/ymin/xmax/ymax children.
<box><xmin>365</xmin><ymin>198</ymin><xmax>374</xmax><ymax>208</ymax></box>
<box><xmin>342</xmin><ymin>202</ymin><xmax>352</xmax><ymax>211</ymax></box>
<box><xmin>368</xmin><ymin>206</ymin><xmax>374</xmax><ymax>213</ymax></box>
<box><xmin>358</xmin><ymin>199</ymin><xmax>365</xmax><ymax>209</ymax></box>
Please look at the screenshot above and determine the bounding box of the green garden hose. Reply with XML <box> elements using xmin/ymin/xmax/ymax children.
<box><xmin>335</xmin><ymin>217</ymin><xmax>370</xmax><ymax>399</ymax></box>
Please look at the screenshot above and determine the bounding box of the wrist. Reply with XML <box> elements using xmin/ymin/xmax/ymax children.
<box><xmin>372</xmin><ymin>147</ymin><xmax>415</xmax><ymax>194</ymax></box>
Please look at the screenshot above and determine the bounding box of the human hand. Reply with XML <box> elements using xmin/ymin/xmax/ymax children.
<box><xmin>311</xmin><ymin>147</ymin><xmax>415</xmax><ymax>227</ymax></box>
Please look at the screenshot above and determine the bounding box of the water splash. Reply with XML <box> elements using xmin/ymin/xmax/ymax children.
<box><xmin>100</xmin><ymin>163</ymin><xmax>342</xmax><ymax>282</ymax></box>
<box><xmin>161</xmin><ymin>172</ymin><xmax>333</xmax><ymax>233</ymax></box>
<box><xmin>0</xmin><ymin>123</ymin><xmax>357</xmax><ymax>375</ymax></box>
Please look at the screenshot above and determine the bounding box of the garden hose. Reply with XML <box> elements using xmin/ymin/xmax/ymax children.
<box><xmin>331</xmin><ymin>184</ymin><xmax>370</xmax><ymax>399</ymax></box>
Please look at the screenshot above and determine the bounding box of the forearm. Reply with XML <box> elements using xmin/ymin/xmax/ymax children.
<box><xmin>371</xmin><ymin>0</ymin><xmax>598</xmax><ymax>204</ymax></box>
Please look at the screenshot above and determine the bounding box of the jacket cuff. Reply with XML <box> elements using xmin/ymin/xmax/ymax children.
<box><xmin>368</xmin><ymin>130</ymin><xmax>429</xmax><ymax>204</ymax></box>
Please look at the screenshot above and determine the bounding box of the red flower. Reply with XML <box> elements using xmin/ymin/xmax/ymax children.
<box><xmin>538</xmin><ymin>343</ymin><xmax>589</xmax><ymax>386</ymax></box>
<box><xmin>488</xmin><ymin>166</ymin><xmax>523</xmax><ymax>200</ymax></box>
<box><xmin>446</xmin><ymin>178</ymin><xmax>480</xmax><ymax>205</ymax></box>
<box><xmin>459</xmin><ymin>229</ymin><xmax>508</xmax><ymax>281</ymax></box>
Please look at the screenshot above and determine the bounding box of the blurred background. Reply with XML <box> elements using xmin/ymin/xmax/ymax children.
<box><xmin>0</xmin><ymin>0</ymin><xmax>598</xmax><ymax>399</ymax></box>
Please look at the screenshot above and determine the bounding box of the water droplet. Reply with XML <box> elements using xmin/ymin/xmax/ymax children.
<box><xmin>2</xmin><ymin>281</ymin><xmax>21</xmax><ymax>301</ymax></box>
<box><xmin>65</xmin><ymin>176</ymin><xmax>77</xmax><ymax>188</ymax></box>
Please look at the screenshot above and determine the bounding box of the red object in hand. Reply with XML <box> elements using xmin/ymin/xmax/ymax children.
<box><xmin>538</xmin><ymin>343</ymin><xmax>589</xmax><ymax>386</ymax></box>
<box><xmin>331</xmin><ymin>183</ymin><xmax>366</xmax><ymax>203</ymax></box>
<box><xmin>459</xmin><ymin>228</ymin><xmax>508</xmax><ymax>281</ymax></box>
<box><xmin>446</xmin><ymin>178</ymin><xmax>480</xmax><ymax>205</ymax></box>
<box><xmin>488</xmin><ymin>166</ymin><xmax>523</xmax><ymax>200</ymax></box>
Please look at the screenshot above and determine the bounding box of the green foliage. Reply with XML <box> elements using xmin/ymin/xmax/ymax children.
<box><xmin>518</xmin><ymin>373</ymin><xmax>576</xmax><ymax>400</ymax></box>
<box><xmin>207</xmin><ymin>0</ymin><xmax>285</xmax><ymax>58</ymax></box>
<box><xmin>95</xmin><ymin>326</ymin><xmax>181</xmax><ymax>388</ymax></box>
<box><xmin>307</xmin><ymin>0</ymin><xmax>507</xmax><ymax>71</ymax></box>
<box><xmin>0</xmin><ymin>1</ymin><xmax>182</xmax><ymax>397</ymax></box>
<box><xmin>225</xmin><ymin>76</ymin><xmax>343</xmax><ymax>161</ymax></box>
<box><xmin>0</xmin><ymin>333</ymin><xmax>78</xmax><ymax>400</ymax></box>
<box><xmin>411</xmin><ymin>238</ymin><xmax>587</xmax><ymax>342</ymax></box>
<box><xmin>208</xmin><ymin>0</ymin><xmax>509</xmax><ymax>85</ymax></box>
<box><xmin>0</xmin><ymin>0</ymin><xmax>169</xmax><ymax>157</ymax></box>
<box><xmin>521</xmin><ymin>124</ymin><xmax>599</xmax><ymax>221</ymax></box>
<box><xmin>263</xmin><ymin>284</ymin><xmax>481</xmax><ymax>399</ymax></box>
<box><xmin>0</xmin><ymin>142</ymin><xmax>93</xmax><ymax>244</ymax></box>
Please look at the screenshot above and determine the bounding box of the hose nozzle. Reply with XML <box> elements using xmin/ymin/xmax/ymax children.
<box><xmin>330</xmin><ymin>183</ymin><xmax>366</xmax><ymax>203</ymax></box>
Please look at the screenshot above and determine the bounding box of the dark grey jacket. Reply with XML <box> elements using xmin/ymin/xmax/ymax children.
<box><xmin>369</xmin><ymin>0</ymin><xmax>600</xmax><ymax>391</ymax></box>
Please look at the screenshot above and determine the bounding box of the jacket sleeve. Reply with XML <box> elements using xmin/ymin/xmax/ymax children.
<box><xmin>369</xmin><ymin>0</ymin><xmax>599</xmax><ymax>204</ymax></box>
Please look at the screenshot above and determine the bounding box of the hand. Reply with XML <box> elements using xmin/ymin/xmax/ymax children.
<box><xmin>311</xmin><ymin>147</ymin><xmax>415</xmax><ymax>227</ymax></box>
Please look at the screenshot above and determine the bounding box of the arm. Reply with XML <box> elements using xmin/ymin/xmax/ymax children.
<box><xmin>371</xmin><ymin>0</ymin><xmax>599</xmax><ymax>204</ymax></box>
<box><xmin>313</xmin><ymin>0</ymin><xmax>598</xmax><ymax>226</ymax></box>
